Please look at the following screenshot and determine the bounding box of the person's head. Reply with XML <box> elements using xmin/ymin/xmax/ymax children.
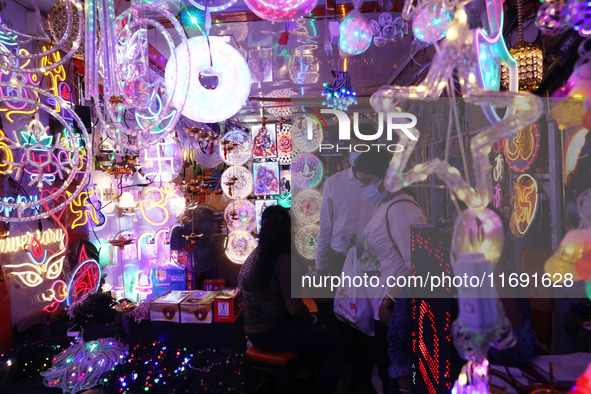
<box><xmin>254</xmin><ymin>205</ymin><xmax>291</xmax><ymax>284</ymax></box>
<box><xmin>352</xmin><ymin>151</ymin><xmax>392</xmax><ymax>203</ymax></box>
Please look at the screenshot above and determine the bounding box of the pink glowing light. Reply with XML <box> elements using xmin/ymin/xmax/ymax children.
<box><xmin>243</xmin><ymin>0</ymin><xmax>318</xmax><ymax>22</ymax></box>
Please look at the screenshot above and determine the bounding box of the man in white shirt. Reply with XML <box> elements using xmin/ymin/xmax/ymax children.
<box><xmin>315</xmin><ymin>152</ymin><xmax>375</xmax><ymax>277</ymax></box>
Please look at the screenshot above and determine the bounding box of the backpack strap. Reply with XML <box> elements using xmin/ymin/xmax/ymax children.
<box><xmin>385</xmin><ymin>198</ymin><xmax>424</xmax><ymax>261</ymax></box>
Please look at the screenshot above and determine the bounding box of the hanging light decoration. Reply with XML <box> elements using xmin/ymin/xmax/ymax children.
<box><xmin>322</xmin><ymin>69</ymin><xmax>358</xmax><ymax>111</ymax></box>
<box><xmin>243</xmin><ymin>0</ymin><xmax>318</xmax><ymax>23</ymax></box>
<box><xmin>339</xmin><ymin>9</ymin><xmax>373</xmax><ymax>57</ymax></box>
<box><xmin>412</xmin><ymin>3</ymin><xmax>451</xmax><ymax>44</ymax></box>
<box><xmin>501</xmin><ymin>0</ymin><xmax>543</xmax><ymax>91</ymax></box>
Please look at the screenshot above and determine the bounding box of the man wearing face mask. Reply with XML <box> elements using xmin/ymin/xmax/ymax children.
<box><xmin>315</xmin><ymin>151</ymin><xmax>375</xmax><ymax>278</ymax></box>
<box><xmin>352</xmin><ymin>150</ymin><xmax>427</xmax><ymax>394</ymax></box>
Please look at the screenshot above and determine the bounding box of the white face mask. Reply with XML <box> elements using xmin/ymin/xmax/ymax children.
<box><xmin>349</xmin><ymin>152</ymin><xmax>362</xmax><ymax>166</ymax></box>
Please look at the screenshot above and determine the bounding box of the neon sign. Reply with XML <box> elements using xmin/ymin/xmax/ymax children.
<box><xmin>67</xmin><ymin>259</ymin><xmax>101</xmax><ymax>305</ymax></box>
<box><xmin>504</xmin><ymin>124</ymin><xmax>540</xmax><ymax>173</ymax></box>
<box><xmin>492</xmin><ymin>154</ymin><xmax>504</xmax><ymax>182</ymax></box>
<box><xmin>67</xmin><ymin>189</ymin><xmax>106</xmax><ymax>230</ymax></box>
<box><xmin>139</xmin><ymin>183</ymin><xmax>185</xmax><ymax>226</ymax></box>
<box><xmin>0</xmin><ymin>128</ymin><xmax>13</xmax><ymax>174</ymax></box>
<box><xmin>510</xmin><ymin>174</ymin><xmax>538</xmax><ymax>237</ymax></box>
<box><xmin>493</xmin><ymin>183</ymin><xmax>502</xmax><ymax>209</ymax></box>
<box><xmin>41</xmin><ymin>45</ymin><xmax>67</xmax><ymax>114</ymax></box>
<box><xmin>0</xmin><ymin>227</ymin><xmax>65</xmax><ymax>254</ymax></box>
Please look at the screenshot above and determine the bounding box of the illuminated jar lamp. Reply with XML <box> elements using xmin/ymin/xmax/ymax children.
<box><xmin>412</xmin><ymin>4</ymin><xmax>451</xmax><ymax>43</ymax></box>
<box><xmin>339</xmin><ymin>10</ymin><xmax>373</xmax><ymax>57</ymax></box>
<box><xmin>544</xmin><ymin>229</ymin><xmax>586</xmax><ymax>282</ymax></box>
<box><xmin>243</xmin><ymin>0</ymin><xmax>318</xmax><ymax>22</ymax></box>
<box><xmin>451</xmin><ymin>208</ymin><xmax>504</xmax><ymax>267</ymax></box>
<box><xmin>501</xmin><ymin>0</ymin><xmax>543</xmax><ymax>91</ymax></box>
<box><xmin>164</xmin><ymin>36</ymin><xmax>251</xmax><ymax>123</ymax></box>
<box><xmin>535</xmin><ymin>0</ymin><xmax>572</xmax><ymax>36</ymax></box>
<box><xmin>288</xmin><ymin>52</ymin><xmax>320</xmax><ymax>85</ymax></box>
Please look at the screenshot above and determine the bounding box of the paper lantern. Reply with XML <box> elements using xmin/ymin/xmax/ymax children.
<box><xmin>339</xmin><ymin>10</ymin><xmax>373</xmax><ymax>57</ymax></box>
<box><xmin>139</xmin><ymin>183</ymin><xmax>186</xmax><ymax>227</ymax></box>
<box><xmin>243</xmin><ymin>0</ymin><xmax>318</xmax><ymax>22</ymax></box>
<box><xmin>221</xmin><ymin>166</ymin><xmax>253</xmax><ymax>199</ymax></box>
<box><xmin>164</xmin><ymin>36</ymin><xmax>251</xmax><ymax>123</ymax></box>
<box><xmin>224</xmin><ymin>199</ymin><xmax>256</xmax><ymax>233</ymax></box>
<box><xmin>291</xmin><ymin>152</ymin><xmax>323</xmax><ymax>189</ymax></box>
<box><xmin>295</xmin><ymin>224</ymin><xmax>320</xmax><ymax>260</ymax></box>
<box><xmin>225</xmin><ymin>231</ymin><xmax>256</xmax><ymax>264</ymax></box>
<box><xmin>139</xmin><ymin>136</ymin><xmax>183</xmax><ymax>183</ymax></box>
<box><xmin>412</xmin><ymin>4</ymin><xmax>451</xmax><ymax>43</ymax></box>
<box><xmin>293</xmin><ymin>189</ymin><xmax>322</xmax><ymax>224</ymax></box>
<box><xmin>451</xmin><ymin>208</ymin><xmax>504</xmax><ymax>267</ymax></box>
<box><xmin>219</xmin><ymin>129</ymin><xmax>252</xmax><ymax>166</ymax></box>
<box><xmin>544</xmin><ymin>229</ymin><xmax>586</xmax><ymax>282</ymax></box>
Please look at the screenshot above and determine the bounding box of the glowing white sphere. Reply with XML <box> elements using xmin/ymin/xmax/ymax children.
<box><xmin>243</xmin><ymin>0</ymin><xmax>318</xmax><ymax>22</ymax></box>
<box><xmin>219</xmin><ymin>129</ymin><xmax>253</xmax><ymax>166</ymax></box>
<box><xmin>221</xmin><ymin>166</ymin><xmax>254</xmax><ymax>199</ymax></box>
<box><xmin>226</xmin><ymin>231</ymin><xmax>256</xmax><ymax>264</ymax></box>
<box><xmin>224</xmin><ymin>199</ymin><xmax>256</xmax><ymax>233</ymax></box>
<box><xmin>164</xmin><ymin>36</ymin><xmax>251</xmax><ymax>123</ymax></box>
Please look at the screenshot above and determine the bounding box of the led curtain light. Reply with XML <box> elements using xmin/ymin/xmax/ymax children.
<box><xmin>243</xmin><ymin>0</ymin><xmax>318</xmax><ymax>23</ymax></box>
<box><xmin>165</xmin><ymin>36</ymin><xmax>251</xmax><ymax>123</ymax></box>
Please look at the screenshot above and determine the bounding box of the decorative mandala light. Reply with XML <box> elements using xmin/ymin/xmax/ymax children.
<box><xmin>502</xmin><ymin>0</ymin><xmax>543</xmax><ymax>91</ymax></box>
<box><xmin>165</xmin><ymin>36</ymin><xmax>251</xmax><ymax>123</ymax></box>
<box><xmin>139</xmin><ymin>183</ymin><xmax>186</xmax><ymax>227</ymax></box>
<box><xmin>322</xmin><ymin>70</ymin><xmax>358</xmax><ymax>111</ymax></box>
<box><xmin>510</xmin><ymin>174</ymin><xmax>539</xmax><ymax>237</ymax></box>
<box><xmin>411</xmin><ymin>4</ymin><xmax>451</xmax><ymax>44</ymax></box>
<box><xmin>221</xmin><ymin>166</ymin><xmax>253</xmax><ymax>199</ymax></box>
<box><xmin>224</xmin><ymin>199</ymin><xmax>256</xmax><ymax>233</ymax></box>
<box><xmin>292</xmin><ymin>113</ymin><xmax>324</xmax><ymax>152</ymax></box>
<box><xmin>295</xmin><ymin>224</ymin><xmax>320</xmax><ymax>260</ymax></box>
<box><xmin>139</xmin><ymin>136</ymin><xmax>183</xmax><ymax>182</ymax></box>
<box><xmin>277</xmin><ymin>124</ymin><xmax>292</xmax><ymax>165</ymax></box>
<box><xmin>293</xmin><ymin>189</ymin><xmax>322</xmax><ymax>224</ymax></box>
<box><xmin>503</xmin><ymin>124</ymin><xmax>540</xmax><ymax>172</ymax></box>
<box><xmin>188</xmin><ymin>0</ymin><xmax>238</xmax><ymax>12</ymax></box>
<box><xmin>291</xmin><ymin>152</ymin><xmax>323</xmax><ymax>190</ymax></box>
<box><xmin>243</xmin><ymin>0</ymin><xmax>318</xmax><ymax>22</ymax></box>
<box><xmin>535</xmin><ymin>0</ymin><xmax>572</xmax><ymax>36</ymax></box>
<box><xmin>225</xmin><ymin>231</ymin><xmax>256</xmax><ymax>264</ymax></box>
<box><xmin>219</xmin><ymin>129</ymin><xmax>252</xmax><ymax>166</ymax></box>
<box><xmin>339</xmin><ymin>9</ymin><xmax>373</xmax><ymax>56</ymax></box>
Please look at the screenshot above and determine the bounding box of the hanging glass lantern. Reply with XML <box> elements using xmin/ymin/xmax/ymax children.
<box><xmin>501</xmin><ymin>0</ymin><xmax>543</xmax><ymax>91</ymax></box>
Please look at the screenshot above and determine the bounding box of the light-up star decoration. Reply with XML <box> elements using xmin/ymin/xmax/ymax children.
<box><xmin>2</xmin><ymin>119</ymin><xmax>77</xmax><ymax>190</ymax></box>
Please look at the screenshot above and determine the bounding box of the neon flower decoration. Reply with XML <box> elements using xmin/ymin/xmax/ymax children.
<box><xmin>295</xmin><ymin>224</ymin><xmax>320</xmax><ymax>260</ymax></box>
<box><xmin>224</xmin><ymin>199</ymin><xmax>256</xmax><ymax>233</ymax></box>
<box><xmin>67</xmin><ymin>259</ymin><xmax>101</xmax><ymax>305</ymax></box>
<box><xmin>451</xmin><ymin>208</ymin><xmax>504</xmax><ymax>267</ymax></box>
<box><xmin>221</xmin><ymin>166</ymin><xmax>254</xmax><ymax>199</ymax></box>
<box><xmin>293</xmin><ymin>189</ymin><xmax>322</xmax><ymax>224</ymax></box>
<box><xmin>140</xmin><ymin>183</ymin><xmax>186</xmax><ymax>227</ymax></box>
<box><xmin>243</xmin><ymin>0</ymin><xmax>318</xmax><ymax>22</ymax></box>
<box><xmin>339</xmin><ymin>10</ymin><xmax>373</xmax><ymax>57</ymax></box>
<box><xmin>504</xmin><ymin>124</ymin><xmax>540</xmax><ymax>173</ymax></box>
<box><xmin>219</xmin><ymin>129</ymin><xmax>252</xmax><ymax>166</ymax></box>
<box><xmin>510</xmin><ymin>174</ymin><xmax>539</xmax><ymax>237</ymax></box>
<box><xmin>322</xmin><ymin>70</ymin><xmax>358</xmax><ymax>111</ymax></box>
<box><xmin>291</xmin><ymin>152</ymin><xmax>323</xmax><ymax>189</ymax></box>
<box><xmin>139</xmin><ymin>136</ymin><xmax>183</xmax><ymax>183</ymax></box>
<box><xmin>165</xmin><ymin>36</ymin><xmax>251</xmax><ymax>123</ymax></box>
<box><xmin>412</xmin><ymin>4</ymin><xmax>451</xmax><ymax>43</ymax></box>
<box><xmin>225</xmin><ymin>231</ymin><xmax>256</xmax><ymax>264</ymax></box>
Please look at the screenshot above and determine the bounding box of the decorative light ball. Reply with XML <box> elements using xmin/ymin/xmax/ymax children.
<box><xmin>412</xmin><ymin>5</ymin><xmax>451</xmax><ymax>43</ymax></box>
<box><xmin>544</xmin><ymin>229</ymin><xmax>586</xmax><ymax>282</ymax></box>
<box><xmin>291</xmin><ymin>113</ymin><xmax>323</xmax><ymax>152</ymax></box>
<box><xmin>339</xmin><ymin>10</ymin><xmax>373</xmax><ymax>57</ymax></box>
<box><xmin>224</xmin><ymin>199</ymin><xmax>256</xmax><ymax>233</ymax></box>
<box><xmin>139</xmin><ymin>136</ymin><xmax>183</xmax><ymax>183</ymax></box>
<box><xmin>291</xmin><ymin>152</ymin><xmax>323</xmax><ymax>190</ymax></box>
<box><xmin>195</xmin><ymin>138</ymin><xmax>223</xmax><ymax>169</ymax></box>
<box><xmin>219</xmin><ymin>129</ymin><xmax>252</xmax><ymax>166</ymax></box>
<box><xmin>139</xmin><ymin>183</ymin><xmax>186</xmax><ymax>227</ymax></box>
<box><xmin>535</xmin><ymin>0</ymin><xmax>572</xmax><ymax>36</ymax></box>
<box><xmin>568</xmin><ymin>0</ymin><xmax>591</xmax><ymax>36</ymax></box>
<box><xmin>451</xmin><ymin>208</ymin><xmax>504</xmax><ymax>267</ymax></box>
<box><xmin>502</xmin><ymin>42</ymin><xmax>543</xmax><ymax>92</ymax></box>
<box><xmin>243</xmin><ymin>0</ymin><xmax>318</xmax><ymax>22</ymax></box>
<box><xmin>293</xmin><ymin>189</ymin><xmax>322</xmax><ymax>224</ymax></box>
<box><xmin>295</xmin><ymin>224</ymin><xmax>320</xmax><ymax>260</ymax></box>
<box><xmin>221</xmin><ymin>166</ymin><xmax>253</xmax><ymax>199</ymax></box>
<box><xmin>225</xmin><ymin>231</ymin><xmax>256</xmax><ymax>264</ymax></box>
<box><xmin>164</xmin><ymin>36</ymin><xmax>251</xmax><ymax>123</ymax></box>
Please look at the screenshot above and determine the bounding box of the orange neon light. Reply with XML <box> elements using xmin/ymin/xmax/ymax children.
<box><xmin>510</xmin><ymin>174</ymin><xmax>538</xmax><ymax>237</ymax></box>
<box><xmin>504</xmin><ymin>124</ymin><xmax>540</xmax><ymax>173</ymax></box>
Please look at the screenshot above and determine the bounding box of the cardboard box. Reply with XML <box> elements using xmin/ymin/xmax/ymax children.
<box><xmin>149</xmin><ymin>290</ymin><xmax>193</xmax><ymax>323</ymax></box>
<box><xmin>214</xmin><ymin>288</ymin><xmax>242</xmax><ymax>323</ymax></box>
<box><xmin>180</xmin><ymin>290</ymin><xmax>219</xmax><ymax>324</ymax></box>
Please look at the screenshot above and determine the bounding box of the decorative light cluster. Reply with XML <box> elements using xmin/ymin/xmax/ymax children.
<box><xmin>501</xmin><ymin>42</ymin><xmax>543</xmax><ymax>92</ymax></box>
<box><xmin>322</xmin><ymin>70</ymin><xmax>358</xmax><ymax>111</ymax></box>
<box><xmin>535</xmin><ymin>0</ymin><xmax>572</xmax><ymax>36</ymax></box>
<box><xmin>412</xmin><ymin>4</ymin><xmax>451</xmax><ymax>43</ymax></box>
<box><xmin>243</xmin><ymin>0</ymin><xmax>318</xmax><ymax>22</ymax></box>
<box><xmin>339</xmin><ymin>10</ymin><xmax>373</xmax><ymax>56</ymax></box>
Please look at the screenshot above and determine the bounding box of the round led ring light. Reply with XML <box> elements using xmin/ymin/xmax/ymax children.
<box><xmin>295</xmin><ymin>224</ymin><xmax>320</xmax><ymax>260</ymax></box>
<box><xmin>221</xmin><ymin>166</ymin><xmax>254</xmax><ymax>199</ymax></box>
<box><xmin>224</xmin><ymin>199</ymin><xmax>256</xmax><ymax>232</ymax></box>
<box><xmin>226</xmin><ymin>231</ymin><xmax>256</xmax><ymax>264</ymax></box>
<box><xmin>165</xmin><ymin>36</ymin><xmax>251</xmax><ymax>123</ymax></box>
<box><xmin>219</xmin><ymin>129</ymin><xmax>253</xmax><ymax>166</ymax></box>
<box><xmin>293</xmin><ymin>189</ymin><xmax>322</xmax><ymax>224</ymax></box>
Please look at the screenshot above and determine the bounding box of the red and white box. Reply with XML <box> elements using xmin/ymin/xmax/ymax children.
<box><xmin>213</xmin><ymin>288</ymin><xmax>242</xmax><ymax>323</ymax></box>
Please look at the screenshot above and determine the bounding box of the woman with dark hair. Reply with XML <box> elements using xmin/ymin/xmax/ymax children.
<box><xmin>238</xmin><ymin>205</ymin><xmax>346</xmax><ymax>394</ymax></box>
<box><xmin>351</xmin><ymin>150</ymin><xmax>427</xmax><ymax>393</ymax></box>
